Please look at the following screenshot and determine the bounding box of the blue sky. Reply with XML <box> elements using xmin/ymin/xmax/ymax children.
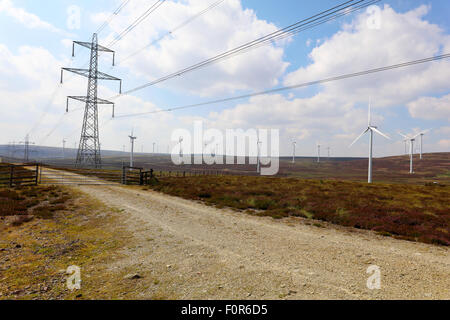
<box><xmin>0</xmin><ymin>0</ymin><xmax>449</xmax><ymax>157</ymax></box>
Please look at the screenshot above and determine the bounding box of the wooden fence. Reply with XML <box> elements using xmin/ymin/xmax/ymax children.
<box><xmin>0</xmin><ymin>164</ymin><xmax>39</xmax><ymax>187</ymax></box>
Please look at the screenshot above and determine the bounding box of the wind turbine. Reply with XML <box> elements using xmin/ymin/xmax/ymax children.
<box><xmin>317</xmin><ymin>143</ymin><xmax>321</xmax><ymax>163</ymax></box>
<box><xmin>292</xmin><ymin>141</ymin><xmax>296</xmax><ymax>164</ymax></box>
<box><xmin>257</xmin><ymin>138</ymin><xmax>262</xmax><ymax>174</ymax></box>
<box><xmin>327</xmin><ymin>146</ymin><xmax>331</xmax><ymax>159</ymax></box>
<box><xmin>129</xmin><ymin>130</ymin><xmax>137</xmax><ymax>168</ymax></box>
<box><xmin>398</xmin><ymin>130</ymin><xmax>429</xmax><ymax>173</ymax></box>
<box><xmin>418</xmin><ymin>129</ymin><xmax>431</xmax><ymax>160</ymax></box>
<box><xmin>179</xmin><ymin>137</ymin><xmax>184</xmax><ymax>164</ymax></box>
<box><xmin>349</xmin><ymin>100</ymin><xmax>391</xmax><ymax>183</ymax></box>
<box><xmin>62</xmin><ymin>139</ymin><xmax>66</xmax><ymax>159</ymax></box>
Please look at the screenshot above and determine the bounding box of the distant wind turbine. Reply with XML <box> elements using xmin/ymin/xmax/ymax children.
<box><xmin>418</xmin><ymin>129</ymin><xmax>431</xmax><ymax>160</ymax></box>
<box><xmin>398</xmin><ymin>129</ymin><xmax>430</xmax><ymax>173</ymax></box>
<box><xmin>317</xmin><ymin>143</ymin><xmax>321</xmax><ymax>163</ymax></box>
<box><xmin>349</xmin><ymin>99</ymin><xmax>391</xmax><ymax>183</ymax></box>
<box><xmin>257</xmin><ymin>139</ymin><xmax>262</xmax><ymax>174</ymax></box>
<box><xmin>129</xmin><ymin>130</ymin><xmax>137</xmax><ymax>168</ymax></box>
<box><xmin>292</xmin><ymin>141</ymin><xmax>296</xmax><ymax>164</ymax></box>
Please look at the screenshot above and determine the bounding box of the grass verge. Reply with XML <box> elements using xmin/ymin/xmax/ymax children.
<box><xmin>0</xmin><ymin>185</ymin><xmax>136</xmax><ymax>300</ymax></box>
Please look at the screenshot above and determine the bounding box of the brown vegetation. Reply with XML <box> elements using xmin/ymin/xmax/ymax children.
<box><xmin>149</xmin><ymin>175</ymin><xmax>450</xmax><ymax>246</ymax></box>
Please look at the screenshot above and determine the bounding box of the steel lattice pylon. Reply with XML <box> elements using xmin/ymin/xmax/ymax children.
<box><xmin>61</xmin><ymin>33</ymin><xmax>122</xmax><ymax>168</ymax></box>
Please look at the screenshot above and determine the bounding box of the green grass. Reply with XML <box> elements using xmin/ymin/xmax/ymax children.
<box><xmin>148</xmin><ymin>176</ymin><xmax>450</xmax><ymax>246</ymax></box>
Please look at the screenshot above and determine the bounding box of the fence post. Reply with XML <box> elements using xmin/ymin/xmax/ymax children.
<box><xmin>9</xmin><ymin>165</ymin><xmax>14</xmax><ymax>187</ymax></box>
<box><xmin>122</xmin><ymin>165</ymin><xmax>127</xmax><ymax>185</ymax></box>
<box><xmin>35</xmin><ymin>164</ymin><xmax>39</xmax><ymax>185</ymax></box>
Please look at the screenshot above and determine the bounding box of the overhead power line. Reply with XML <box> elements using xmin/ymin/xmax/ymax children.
<box><xmin>107</xmin><ymin>0</ymin><xmax>166</xmax><ymax>47</ymax></box>
<box><xmin>115</xmin><ymin>0</ymin><xmax>378</xmax><ymax>97</ymax></box>
<box><xmin>113</xmin><ymin>53</ymin><xmax>450</xmax><ymax>119</ymax></box>
<box><xmin>96</xmin><ymin>0</ymin><xmax>132</xmax><ymax>34</ymax></box>
<box><xmin>116</xmin><ymin>0</ymin><xmax>226</xmax><ymax>66</ymax></box>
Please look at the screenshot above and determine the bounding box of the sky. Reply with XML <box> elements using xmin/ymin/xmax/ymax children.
<box><xmin>0</xmin><ymin>0</ymin><xmax>449</xmax><ymax>157</ymax></box>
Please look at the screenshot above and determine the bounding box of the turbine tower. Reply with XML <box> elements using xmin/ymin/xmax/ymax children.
<box><xmin>292</xmin><ymin>141</ymin><xmax>296</xmax><ymax>164</ymax></box>
<box><xmin>399</xmin><ymin>130</ymin><xmax>429</xmax><ymax>173</ymax></box>
<box><xmin>129</xmin><ymin>130</ymin><xmax>137</xmax><ymax>168</ymax></box>
<box><xmin>61</xmin><ymin>33</ymin><xmax>122</xmax><ymax>168</ymax></box>
<box><xmin>62</xmin><ymin>139</ymin><xmax>66</xmax><ymax>159</ymax></box>
<box><xmin>418</xmin><ymin>129</ymin><xmax>430</xmax><ymax>160</ymax></box>
<box><xmin>179</xmin><ymin>137</ymin><xmax>184</xmax><ymax>164</ymax></box>
<box><xmin>349</xmin><ymin>100</ymin><xmax>390</xmax><ymax>183</ymax></box>
<box><xmin>317</xmin><ymin>144</ymin><xmax>321</xmax><ymax>163</ymax></box>
<box><xmin>257</xmin><ymin>139</ymin><xmax>262</xmax><ymax>174</ymax></box>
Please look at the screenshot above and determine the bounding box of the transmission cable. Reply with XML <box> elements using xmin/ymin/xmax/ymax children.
<box><xmin>107</xmin><ymin>0</ymin><xmax>166</xmax><ymax>47</ymax></box>
<box><xmin>113</xmin><ymin>53</ymin><xmax>450</xmax><ymax>119</ymax></box>
<box><xmin>115</xmin><ymin>0</ymin><xmax>377</xmax><ymax>97</ymax></box>
<box><xmin>96</xmin><ymin>0</ymin><xmax>132</xmax><ymax>34</ymax></box>
<box><xmin>116</xmin><ymin>0</ymin><xmax>226</xmax><ymax>66</ymax></box>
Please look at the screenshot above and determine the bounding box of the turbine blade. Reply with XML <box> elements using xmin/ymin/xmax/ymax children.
<box><xmin>349</xmin><ymin>128</ymin><xmax>369</xmax><ymax>148</ymax></box>
<box><xmin>372</xmin><ymin>127</ymin><xmax>391</xmax><ymax>140</ymax></box>
<box><xmin>398</xmin><ymin>132</ymin><xmax>408</xmax><ymax>139</ymax></box>
<box><xmin>368</xmin><ymin>98</ymin><xmax>372</xmax><ymax>126</ymax></box>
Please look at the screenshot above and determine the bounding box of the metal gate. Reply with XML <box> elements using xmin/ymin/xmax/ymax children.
<box><xmin>39</xmin><ymin>165</ymin><xmax>123</xmax><ymax>185</ymax></box>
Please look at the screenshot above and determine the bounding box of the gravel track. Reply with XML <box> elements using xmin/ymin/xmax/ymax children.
<box><xmin>73</xmin><ymin>184</ymin><xmax>449</xmax><ymax>300</ymax></box>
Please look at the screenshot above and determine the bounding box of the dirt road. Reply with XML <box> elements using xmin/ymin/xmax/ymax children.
<box><xmin>71</xmin><ymin>183</ymin><xmax>449</xmax><ymax>300</ymax></box>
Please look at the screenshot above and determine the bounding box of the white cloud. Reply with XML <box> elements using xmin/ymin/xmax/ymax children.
<box><xmin>192</xmin><ymin>4</ymin><xmax>450</xmax><ymax>156</ymax></box>
<box><xmin>95</xmin><ymin>0</ymin><xmax>289</xmax><ymax>96</ymax></box>
<box><xmin>0</xmin><ymin>0</ymin><xmax>68</xmax><ymax>35</ymax></box>
<box><xmin>407</xmin><ymin>94</ymin><xmax>450</xmax><ymax>121</ymax></box>
<box><xmin>284</xmin><ymin>4</ymin><xmax>450</xmax><ymax>108</ymax></box>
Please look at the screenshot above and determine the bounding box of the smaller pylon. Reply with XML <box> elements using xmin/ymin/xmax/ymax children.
<box><xmin>19</xmin><ymin>134</ymin><xmax>35</xmax><ymax>163</ymax></box>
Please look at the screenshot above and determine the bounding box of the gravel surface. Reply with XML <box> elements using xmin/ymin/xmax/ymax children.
<box><xmin>73</xmin><ymin>184</ymin><xmax>449</xmax><ymax>300</ymax></box>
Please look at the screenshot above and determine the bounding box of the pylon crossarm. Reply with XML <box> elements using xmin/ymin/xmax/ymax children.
<box><xmin>73</xmin><ymin>41</ymin><xmax>114</xmax><ymax>53</ymax></box>
<box><xmin>61</xmin><ymin>68</ymin><xmax>121</xmax><ymax>81</ymax></box>
<box><xmin>67</xmin><ymin>96</ymin><xmax>115</xmax><ymax>116</ymax></box>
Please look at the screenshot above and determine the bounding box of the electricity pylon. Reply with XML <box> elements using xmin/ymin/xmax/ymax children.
<box><xmin>61</xmin><ymin>33</ymin><xmax>122</xmax><ymax>168</ymax></box>
<box><xmin>19</xmin><ymin>134</ymin><xmax>35</xmax><ymax>162</ymax></box>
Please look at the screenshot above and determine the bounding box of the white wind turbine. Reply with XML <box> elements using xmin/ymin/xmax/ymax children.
<box><xmin>398</xmin><ymin>132</ymin><xmax>418</xmax><ymax>174</ymax></box>
<box><xmin>128</xmin><ymin>129</ymin><xmax>137</xmax><ymax>168</ymax></box>
<box><xmin>317</xmin><ymin>143</ymin><xmax>321</xmax><ymax>163</ymax></box>
<box><xmin>418</xmin><ymin>129</ymin><xmax>431</xmax><ymax>160</ymax></box>
<box><xmin>349</xmin><ymin>100</ymin><xmax>391</xmax><ymax>183</ymax></box>
<box><xmin>398</xmin><ymin>129</ymin><xmax>430</xmax><ymax>173</ymax></box>
<box><xmin>292</xmin><ymin>141</ymin><xmax>296</xmax><ymax>164</ymax></box>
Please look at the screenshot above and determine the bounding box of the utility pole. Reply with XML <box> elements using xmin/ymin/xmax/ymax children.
<box><xmin>19</xmin><ymin>134</ymin><xmax>35</xmax><ymax>163</ymax></box>
<box><xmin>129</xmin><ymin>131</ymin><xmax>137</xmax><ymax>168</ymax></box>
<box><xmin>8</xmin><ymin>141</ymin><xmax>16</xmax><ymax>158</ymax></box>
<box><xmin>61</xmin><ymin>33</ymin><xmax>122</xmax><ymax>168</ymax></box>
